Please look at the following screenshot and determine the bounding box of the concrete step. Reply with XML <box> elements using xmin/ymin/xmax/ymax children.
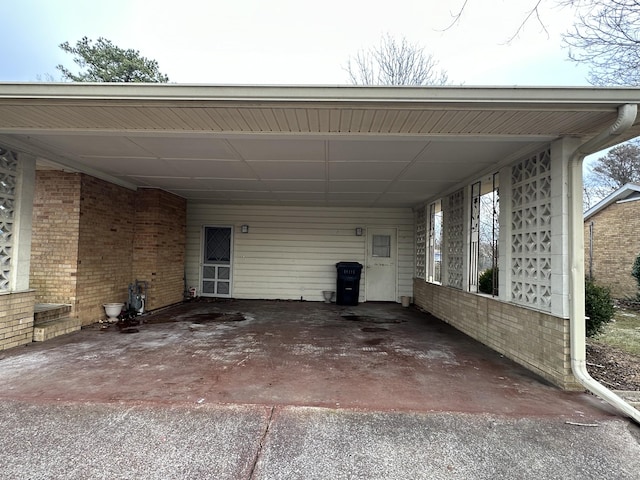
<box><xmin>34</xmin><ymin>304</ymin><xmax>72</xmax><ymax>326</ymax></box>
<box><xmin>33</xmin><ymin>316</ymin><xmax>82</xmax><ymax>342</ymax></box>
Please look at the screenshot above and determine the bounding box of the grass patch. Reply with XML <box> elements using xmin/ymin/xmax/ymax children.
<box><xmin>592</xmin><ymin>307</ymin><xmax>640</xmax><ymax>356</ymax></box>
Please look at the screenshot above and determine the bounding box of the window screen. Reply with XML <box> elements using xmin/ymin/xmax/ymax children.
<box><xmin>372</xmin><ymin>235</ymin><xmax>391</xmax><ymax>257</ymax></box>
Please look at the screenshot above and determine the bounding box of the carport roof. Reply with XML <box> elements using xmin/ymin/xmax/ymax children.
<box><xmin>1</xmin><ymin>83</ymin><xmax>640</xmax><ymax>207</ymax></box>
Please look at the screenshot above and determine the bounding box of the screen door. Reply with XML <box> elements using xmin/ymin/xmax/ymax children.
<box><xmin>201</xmin><ymin>226</ymin><xmax>232</xmax><ymax>297</ymax></box>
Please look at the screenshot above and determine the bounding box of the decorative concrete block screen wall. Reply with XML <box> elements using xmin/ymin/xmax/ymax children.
<box><xmin>509</xmin><ymin>150</ymin><xmax>553</xmax><ymax>311</ymax></box>
<box><xmin>0</xmin><ymin>148</ymin><xmax>36</xmax><ymax>350</ymax></box>
<box><xmin>445</xmin><ymin>189</ymin><xmax>464</xmax><ymax>290</ymax></box>
<box><xmin>415</xmin><ymin>206</ymin><xmax>426</xmax><ymax>280</ymax></box>
<box><xmin>413</xmin><ymin>145</ymin><xmax>579</xmax><ymax>390</ymax></box>
<box><xmin>0</xmin><ymin>150</ymin><xmax>17</xmax><ymax>291</ymax></box>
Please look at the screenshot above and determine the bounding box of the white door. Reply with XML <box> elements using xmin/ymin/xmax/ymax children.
<box><xmin>365</xmin><ymin>228</ymin><xmax>397</xmax><ymax>302</ymax></box>
<box><xmin>201</xmin><ymin>226</ymin><xmax>232</xmax><ymax>298</ymax></box>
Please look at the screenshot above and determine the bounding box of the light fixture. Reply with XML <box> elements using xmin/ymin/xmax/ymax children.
<box><xmin>355</xmin><ymin>227</ymin><xmax>363</xmax><ymax>236</ymax></box>
<box><xmin>241</xmin><ymin>224</ymin><xmax>249</xmax><ymax>233</ymax></box>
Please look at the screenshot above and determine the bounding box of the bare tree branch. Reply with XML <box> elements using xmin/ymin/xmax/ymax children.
<box><xmin>345</xmin><ymin>34</ymin><xmax>450</xmax><ymax>86</ymax></box>
<box><xmin>438</xmin><ymin>0</ymin><xmax>640</xmax><ymax>85</ymax></box>
<box><xmin>562</xmin><ymin>0</ymin><xmax>640</xmax><ymax>85</ymax></box>
<box><xmin>583</xmin><ymin>140</ymin><xmax>640</xmax><ymax>209</ymax></box>
<box><xmin>440</xmin><ymin>0</ymin><xmax>470</xmax><ymax>32</ymax></box>
<box><xmin>504</xmin><ymin>1</ymin><xmax>550</xmax><ymax>43</ymax></box>
<box><xmin>440</xmin><ymin>0</ymin><xmax>549</xmax><ymax>41</ymax></box>
<box><xmin>592</xmin><ymin>141</ymin><xmax>640</xmax><ymax>187</ymax></box>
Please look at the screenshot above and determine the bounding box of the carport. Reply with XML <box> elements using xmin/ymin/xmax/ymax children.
<box><xmin>1</xmin><ymin>83</ymin><xmax>640</xmax><ymax>421</ymax></box>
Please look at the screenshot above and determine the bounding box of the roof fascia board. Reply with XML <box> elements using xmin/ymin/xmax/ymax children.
<box><xmin>616</xmin><ymin>196</ymin><xmax>640</xmax><ymax>205</ymax></box>
<box><xmin>0</xmin><ymin>127</ymin><xmax>558</xmax><ymax>143</ymax></box>
<box><xmin>1</xmin><ymin>83</ymin><xmax>640</xmax><ymax>107</ymax></box>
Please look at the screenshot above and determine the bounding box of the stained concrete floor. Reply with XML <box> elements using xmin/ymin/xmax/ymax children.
<box><xmin>0</xmin><ymin>299</ymin><xmax>617</xmax><ymax>416</ymax></box>
<box><xmin>2</xmin><ymin>299</ymin><xmax>640</xmax><ymax>479</ymax></box>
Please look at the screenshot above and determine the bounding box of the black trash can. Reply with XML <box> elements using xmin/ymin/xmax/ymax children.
<box><xmin>335</xmin><ymin>262</ymin><xmax>363</xmax><ymax>306</ymax></box>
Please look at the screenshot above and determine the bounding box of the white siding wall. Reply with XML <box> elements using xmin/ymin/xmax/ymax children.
<box><xmin>186</xmin><ymin>204</ymin><xmax>414</xmax><ymax>302</ymax></box>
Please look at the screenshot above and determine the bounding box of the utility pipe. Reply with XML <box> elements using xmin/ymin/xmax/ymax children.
<box><xmin>588</xmin><ymin>222</ymin><xmax>594</xmax><ymax>280</ymax></box>
<box><xmin>568</xmin><ymin>103</ymin><xmax>640</xmax><ymax>423</ymax></box>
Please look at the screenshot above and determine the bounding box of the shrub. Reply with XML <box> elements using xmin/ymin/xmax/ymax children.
<box><xmin>632</xmin><ymin>254</ymin><xmax>640</xmax><ymax>299</ymax></box>
<box><xmin>584</xmin><ymin>277</ymin><xmax>615</xmax><ymax>337</ymax></box>
<box><xmin>478</xmin><ymin>268</ymin><xmax>497</xmax><ymax>295</ymax></box>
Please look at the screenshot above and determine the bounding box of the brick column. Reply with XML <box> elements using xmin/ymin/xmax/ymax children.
<box><xmin>133</xmin><ymin>189</ymin><xmax>187</xmax><ymax>310</ymax></box>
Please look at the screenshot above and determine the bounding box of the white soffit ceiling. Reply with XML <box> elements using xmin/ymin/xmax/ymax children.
<box><xmin>15</xmin><ymin>133</ymin><xmax>535</xmax><ymax>207</ymax></box>
<box><xmin>2</xmin><ymin>83</ymin><xmax>640</xmax><ymax>207</ymax></box>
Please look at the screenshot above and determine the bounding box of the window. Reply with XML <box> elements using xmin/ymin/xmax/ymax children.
<box><xmin>372</xmin><ymin>235</ymin><xmax>391</xmax><ymax>257</ymax></box>
<box><xmin>427</xmin><ymin>200</ymin><xmax>443</xmax><ymax>283</ymax></box>
<box><xmin>469</xmin><ymin>173</ymin><xmax>499</xmax><ymax>295</ymax></box>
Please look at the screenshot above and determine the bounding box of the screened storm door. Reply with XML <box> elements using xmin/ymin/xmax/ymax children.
<box><xmin>201</xmin><ymin>226</ymin><xmax>233</xmax><ymax>298</ymax></box>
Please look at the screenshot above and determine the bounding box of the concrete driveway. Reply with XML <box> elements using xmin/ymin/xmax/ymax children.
<box><xmin>1</xmin><ymin>299</ymin><xmax>639</xmax><ymax>479</ymax></box>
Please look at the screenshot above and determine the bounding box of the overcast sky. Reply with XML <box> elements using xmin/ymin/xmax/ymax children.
<box><xmin>2</xmin><ymin>0</ymin><xmax>590</xmax><ymax>85</ymax></box>
<box><xmin>2</xmin><ymin>0</ymin><xmax>613</xmax><ymax>177</ymax></box>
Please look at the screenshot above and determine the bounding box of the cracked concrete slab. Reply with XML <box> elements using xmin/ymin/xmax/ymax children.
<box><xmin>0</xmin><ymin>400</ymin><xmax>270</xmax><ymax>480</ymax></box>
<box><xmin>2</xmin><ymin>400</ymin><xmax>638</xmax><ymax>480</ymax></box>
<box><xmin>254</xmin><ymin>406</ymin><xmax>640</xmax><ymax>480</ymax></box>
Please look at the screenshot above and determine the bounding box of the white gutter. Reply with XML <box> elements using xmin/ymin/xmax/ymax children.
<box><xmin>2</xmin><ymin>82</ymin><xmax>640</xmax><ymax>105</ymax></box>
<box><xmin>569</xmin><ymin>103</ymin><xmax>640</xmax><ymax>423</ymax></box>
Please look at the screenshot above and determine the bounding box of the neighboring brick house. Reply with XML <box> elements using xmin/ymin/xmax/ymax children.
<box><xmin>584</xmin><ymin>183</ymin><xmax>640</xmax><ymax>299</ymax></box>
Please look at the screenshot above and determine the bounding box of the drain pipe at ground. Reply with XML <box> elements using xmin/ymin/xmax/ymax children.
<box><xmin>569</xmin><ymin>103</ymin><xmax>640</xmax><ymax>424</ymax></box>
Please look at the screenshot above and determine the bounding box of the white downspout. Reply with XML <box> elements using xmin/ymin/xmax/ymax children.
<box><xmin>569</xmin><ymin>103</ymin><xmax>640</xmax><ymax>423</ymax></box>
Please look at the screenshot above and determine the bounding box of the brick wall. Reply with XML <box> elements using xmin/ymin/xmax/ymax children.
<box><xmin>133</xmin><ymin>189</ymin><xmax>187</xmax><ymax>310</ymax></box>
<box><xmin>584</xmin><ymin>199</ymin><xmax>640</xmax><ymax>298</ymax></box>
<box><xmin>0</xmin><ymin>291</ymin><xmax>36</xmax><ymax>350</ymax></box>
<box><xmin>30</xmin><ymin>171</ymin><xmax>81</xmax><ymax>306</ymax></box>
<box><xmin>31</xmin><ymin>172</ymin><xmax>187</xmax><ymax>326</ymax></box>
<box><xmin>413</xmin><ymin>278</ymin><xmax>581</xmax><ymax>390</ymax></box>
<box><xmin>76</xmin><ymin>175</ymin><xmax>136</xmax><ymax>325</ymax></box>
